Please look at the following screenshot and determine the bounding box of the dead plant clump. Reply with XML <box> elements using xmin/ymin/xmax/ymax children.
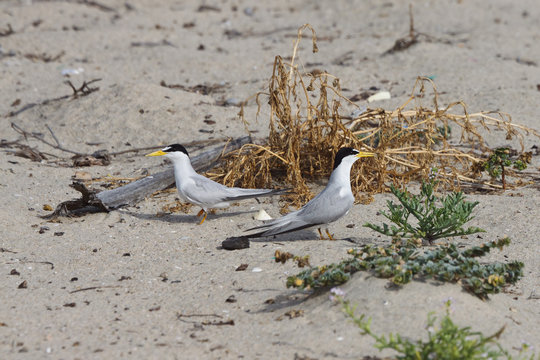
<box><xmin>209</xmin><ymin>25</ymin><xmax>540</xmax><ymax>210</ymax></box>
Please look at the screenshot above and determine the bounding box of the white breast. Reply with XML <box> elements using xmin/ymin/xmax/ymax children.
<box><xmin>339</xmin><ymin>187</ymin><xmax>351</xmax><ymax>199</ymax></box>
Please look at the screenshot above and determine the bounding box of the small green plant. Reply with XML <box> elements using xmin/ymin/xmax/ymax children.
<box><xmin>334</xmin><ymin>297</ymin><xmax>534</xmax><ymax>360</ymax></box>
<box><xmin>363</xmin><ymin>181</ymin><xmax>485</xmax><ymax>244</ymax></box>
<box><xmin>483</xmin><ymin>148</ymin><xmax>529</xmax><ymax>190</ymax></box>
<box><xmin>285</xmin><ymin>237</ymin><xmax>523</xmax><ymax>299</ymax></box>
<box><xmin>437</xmin><ymin>124</ymin><xmax>451</xmax><ymax>139</ymax></box>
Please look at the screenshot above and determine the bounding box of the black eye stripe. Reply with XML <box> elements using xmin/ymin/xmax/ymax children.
<box><xmin>163</xmin><ymin>144</ymin><xmax>189</xmax><ymax>156</ymax></box>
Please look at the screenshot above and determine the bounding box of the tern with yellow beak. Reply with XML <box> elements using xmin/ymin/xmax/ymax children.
<box><xmin>246</xmin><ymin>147</ymin><xmax>374</xmax><ymax>240</ymax></box>
<box><xmin>146</xmin><ymin>144</ymin><xmax>288</xmax><ymax>224</ymax></box>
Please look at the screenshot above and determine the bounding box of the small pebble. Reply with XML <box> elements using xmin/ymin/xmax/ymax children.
<box><xmin>235</xmin><ymin>264</ymin><xmax>248</xmax><ymax>271</ymax></box>
<box><xmin>222</xmin><ymin>236</ymin><xmax>250</xmax><ymax>250</ymax></box>
<box><xmin>224</xmin><ymin>98</ymin><xmax>242</xmax><ymax>106</ymax></box>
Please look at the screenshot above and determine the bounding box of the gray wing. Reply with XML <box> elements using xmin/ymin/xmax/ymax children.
<box><xmin>296</xmin><ymin>186</ymin><xmax>353</xmax><ymax>224</ymax></box>
<box><xmin>246</xmin><ymin>208</ymin><xmax>314</xmax><ymax>237</ymax></box>
<box><xmin>247</xmin><ymin>185</ymin><xmax>353</xmax><ymax>237</ymax></box>
<box><xmin>181</xmin><ymin>174</ymin><xmax>286</xmax><ymax>208</ymax></box>
<box><xmin>180</xmin><ymin>175</ymin><xmax>231</xmax><ymax>207</ymax></box>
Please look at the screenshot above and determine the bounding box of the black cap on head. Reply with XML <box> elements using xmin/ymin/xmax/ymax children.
<box><xmin>333</xmin><ymin>147</ymin><xmax>359</xmax><ymax>170</ymax></box>
<box><xmin>162</xmin><ymin>144</ymin><xmax>189</xmax><ymax>156</ymax></box>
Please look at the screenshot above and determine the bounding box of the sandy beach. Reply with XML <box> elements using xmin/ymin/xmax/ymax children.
<box><xmin>1</xmin><ymin>0</ymin><xmax>539</xmax><ymax>358</ymax></box>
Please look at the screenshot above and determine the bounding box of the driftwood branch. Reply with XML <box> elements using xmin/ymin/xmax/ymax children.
<box><xmin>45</xmin><ymin>136</ymin><xmax>251</xmax><ymax>218</ymax></box>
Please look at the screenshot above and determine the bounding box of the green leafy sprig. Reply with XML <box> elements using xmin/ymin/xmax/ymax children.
<box><xmin>336</xmin><ymin>298</ymin><xmax>534</xmax><ymax>360</ymax></box>
<box><xmin>363</xmin><ymin>181</ymin><xmax>485</xmax><ymax>243</ymax></box>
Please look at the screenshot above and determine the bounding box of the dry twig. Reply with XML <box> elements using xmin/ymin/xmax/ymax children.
<box><xmin>11</xmin><ymin>122</ymin><xmax>86</xmax><ymax>156</ymax></box>
<box><xmin>65</xmin><ymin>78</ymin><xmax>101</xmax><ymax>97</ymax></box>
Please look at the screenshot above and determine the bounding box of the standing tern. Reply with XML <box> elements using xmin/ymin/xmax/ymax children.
<box><xmin>246</xmin><ymin>147</ymin><xmax>374</xmax><ymax>240</ymax></box>
<box><xmin>146</xmin><ymin>144</ymin><xmax>288</xmax><ymax>224</ymax></box>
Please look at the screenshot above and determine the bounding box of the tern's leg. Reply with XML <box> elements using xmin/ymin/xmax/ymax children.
<box><xmin>325</xmin><ymin>228</ymin><xmax>335</xmax><ymax>241</ymax></box>
<box><xmin>198</xmin><ymin>211</ymin><xmax>208</xmax><ymax>225</ymax></box>
<box><xmin>317</xmin><ymin>228</ymin><xmax>325</xmax><ymax>240</ymax></box>
<box><xmin>196</xmin><ymin>209</ymin><xmax>205</xmax><ymax>217</ymax></box>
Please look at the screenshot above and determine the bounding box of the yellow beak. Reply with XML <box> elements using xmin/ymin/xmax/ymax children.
<box><xmin>356</xmin><ymin>151</ymin><xmax>375</xmax><ymax>158</ymax></box>
<box><xmin>146</xmin><ymin>150</ymin><xmax>167</xmax><ymax>157</ymax></box>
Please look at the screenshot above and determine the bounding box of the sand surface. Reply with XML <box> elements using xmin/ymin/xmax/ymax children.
<box><xmin>1</xmin><ymin>0</ymin><xmax>539</xmax><ymax>358</ymax></box>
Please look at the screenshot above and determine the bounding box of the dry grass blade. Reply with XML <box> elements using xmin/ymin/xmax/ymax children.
<box><xmin>210</xmin><ymin>25</ymin><xmax>540</xmax><ymax>209</ymax></box>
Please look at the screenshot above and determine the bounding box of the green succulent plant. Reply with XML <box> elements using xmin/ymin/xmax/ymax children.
<box><xmin>286</xmin><ymin>237</ymin><xmax>523</xmax><ymax>299</ymax></box>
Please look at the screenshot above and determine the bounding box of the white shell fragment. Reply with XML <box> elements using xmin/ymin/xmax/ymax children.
<box><xmin>254</xmin><ymin>209</ymin><xmax>273</xmax><ymax>221</ymax></box>
<box><xmin>251</xmin><ymin>267</ymin><xmax>263</xmax><ymax>273</ymax></box>
<box><xmin>367</xmin><ymin>91</ymin><xmax>391</xmax><ymax>103</ymax></box>
<box><xmin>61</xmin><ymin>67</ymin><xmax>85</xmax><ymax>76</ymax></box>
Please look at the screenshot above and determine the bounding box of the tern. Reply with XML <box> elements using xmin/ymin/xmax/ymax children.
<box><xmin>146</xmin><ymin>144</ymin><xmax>288</xmax><ymax>224</ymax></box>
<box><xmin>246</xmin><ymin>147</ymin><xmax>374</xmax><ymax>240</ymax></box>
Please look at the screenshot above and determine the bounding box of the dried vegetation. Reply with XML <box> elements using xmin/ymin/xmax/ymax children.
<box><xmin>209</xmin><ymin>25</ymin><xmax>540</xmax><ymax>209</ymax></box>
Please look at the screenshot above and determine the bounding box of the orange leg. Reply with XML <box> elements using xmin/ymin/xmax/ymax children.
<box><xmin>317</xmin><ymin>228</ymin><xmax>324</xmax><ymax>240</ymax></box>
<box><xmin>325</xmin><ymin>228</ymin><xmax>335</xmax><ymax>241</ymax></box>
<box><xmin>198</xmin><ymin>211</ymin><xmax>208</xmax><ymax>225</ymax></box>
<box><xmin>196</xmin><ymin>209</ymin><xmax>205</xmax><ymax>217</ymax></box>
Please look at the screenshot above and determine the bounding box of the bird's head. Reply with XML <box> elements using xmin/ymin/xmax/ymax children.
<box><xmin>333</xmin><ymin>147</ymin><xmax>374</xmax><ymax>170</ymax></box>
<box><xmin>146</xmin><ymin>144</ymin><xmax>189</xmax><ymax>161</ymax></box>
